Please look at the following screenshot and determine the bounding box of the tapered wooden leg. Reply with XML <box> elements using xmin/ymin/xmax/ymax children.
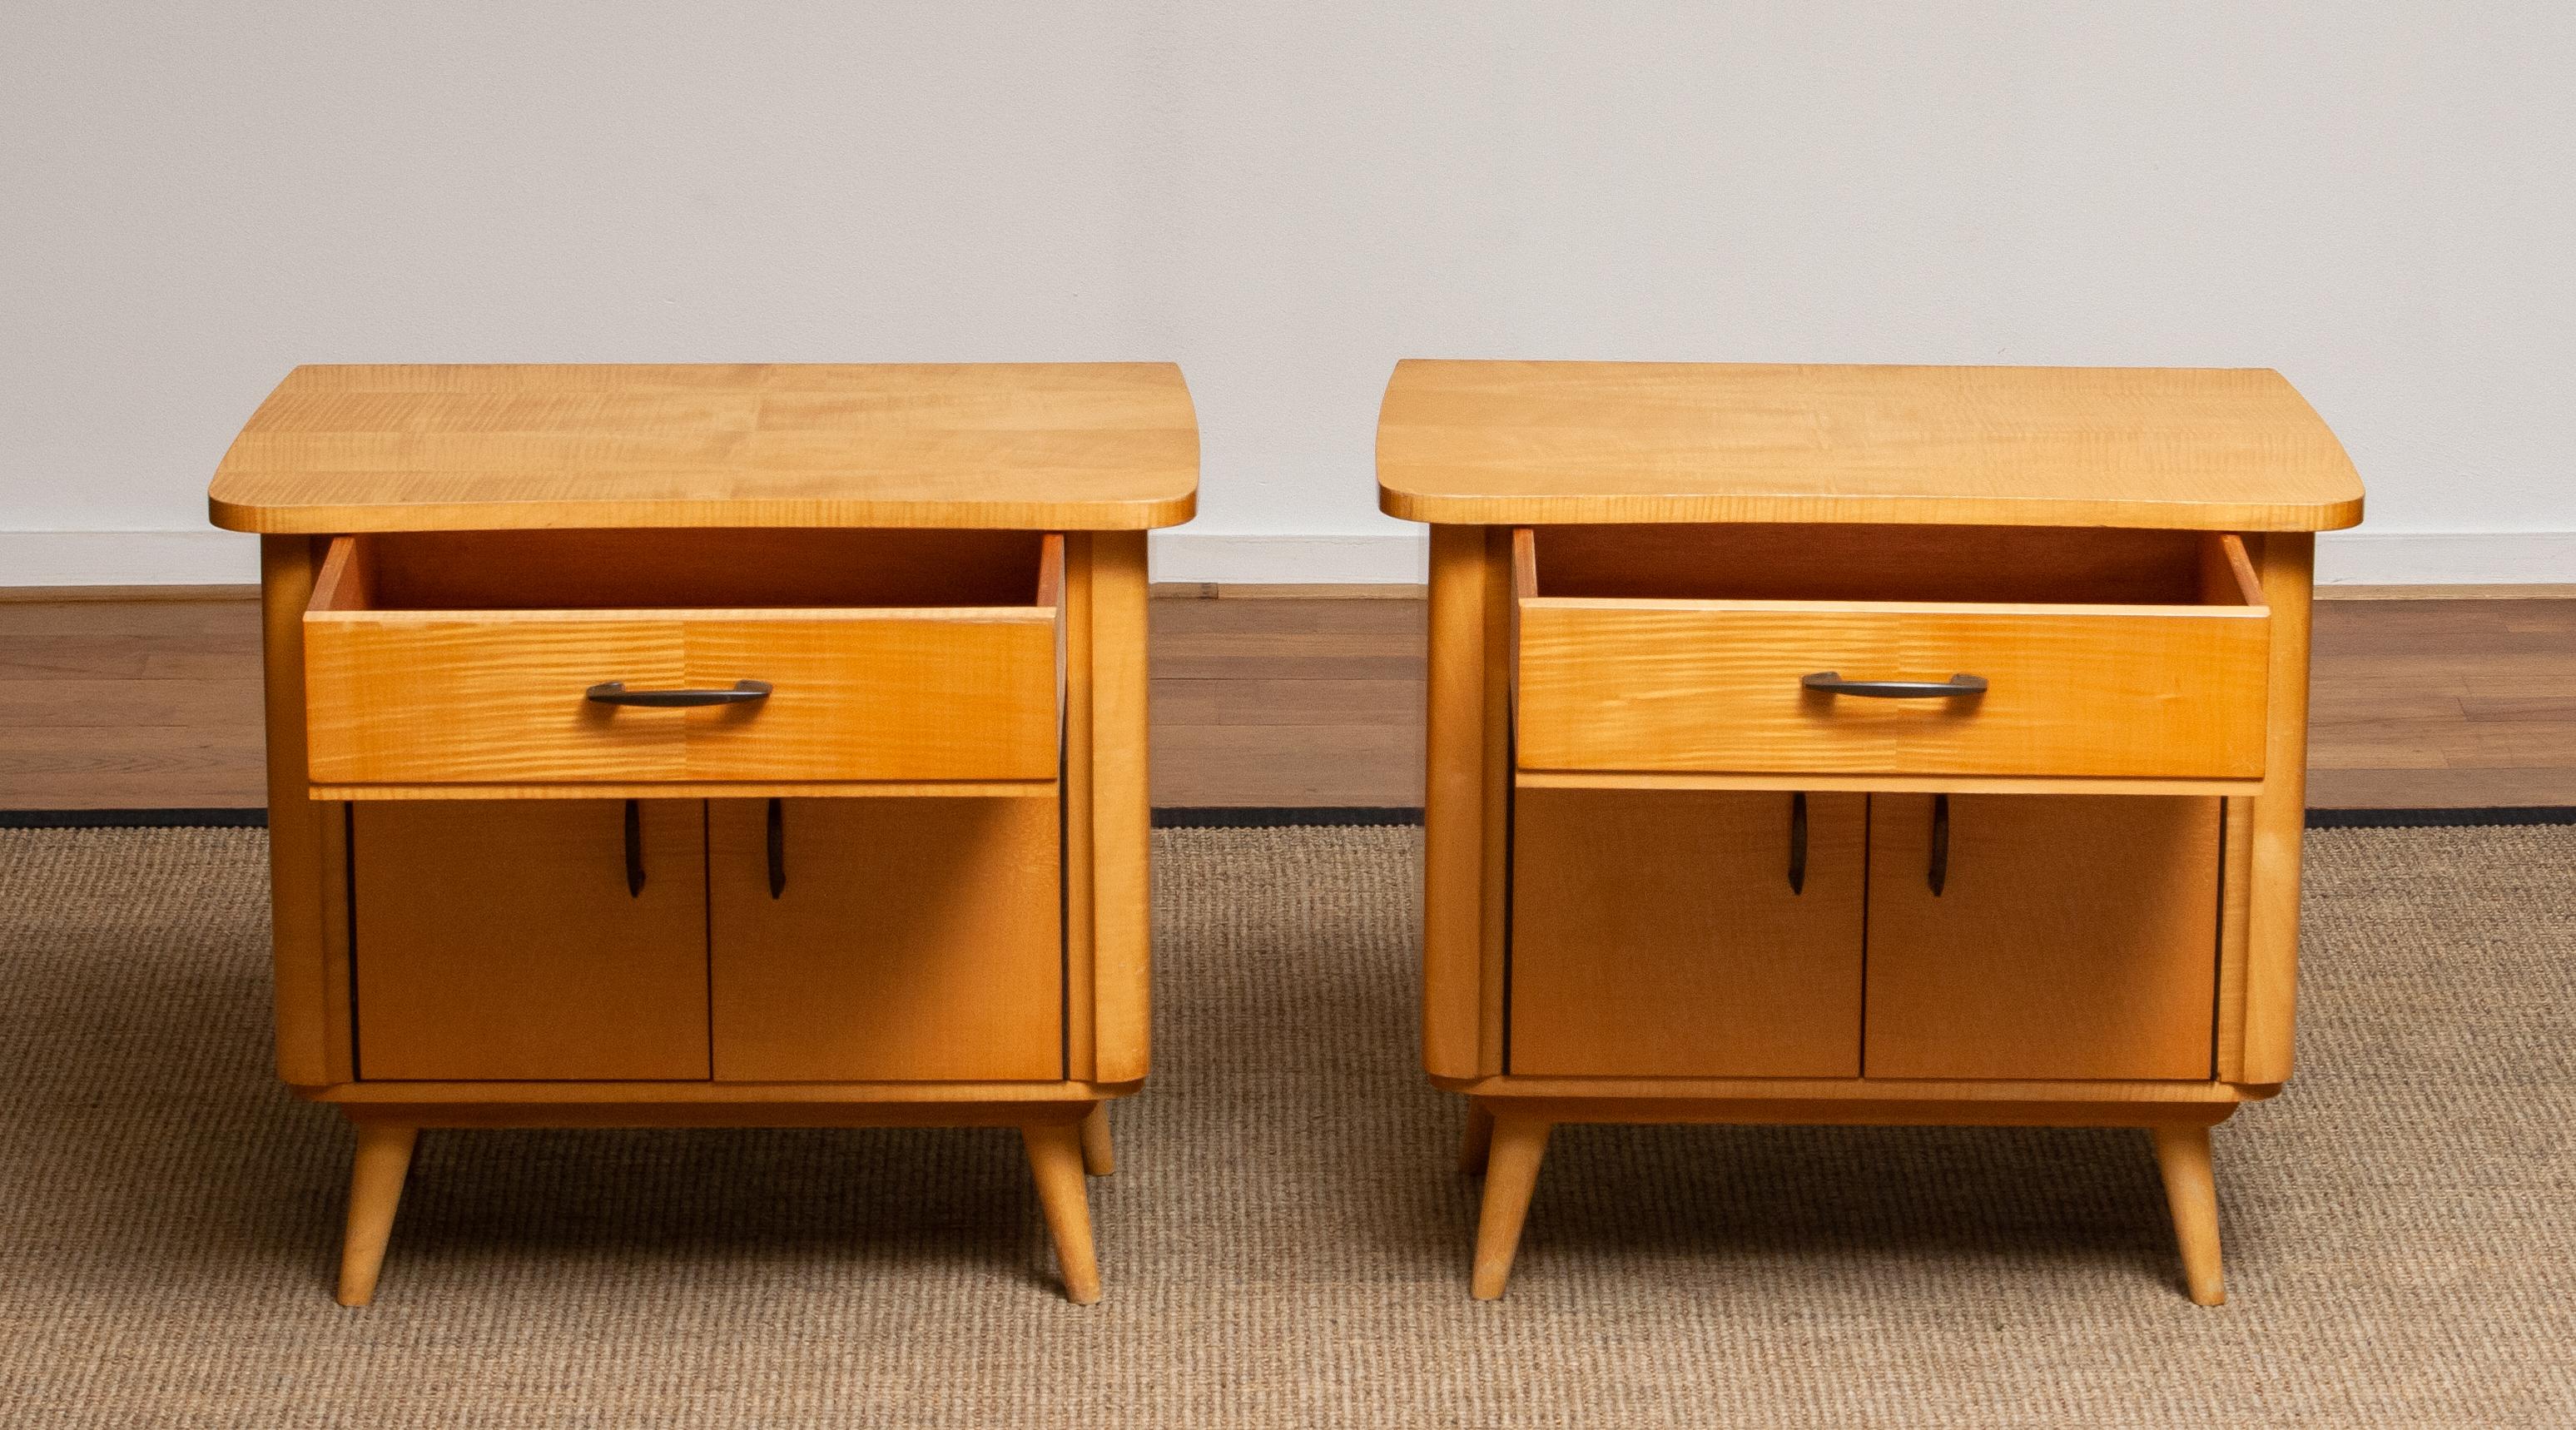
<box><xmin>1458</xmin><ymin>1100</ymin><xmax>1495</xmax><ymax>1175</ymax></box>
<box><xmin>1022</xmin><ymin>1122</ymin><xmax>1101</xmax><ymax>1304</ymax></box>
<box><xmin>1078</xmin><ymin>1103</ymin><xmax>1114</xmax><ymax>1177</ymax></box>
<box><xmin>337</xmin><ymin>1123</ymin><xmax>419</xmax><ymax>1307</ymax></box>
<box><xmin>2152</xmin><ymin>1123</ymin><xmax>2226</xmax><ymax>1306</ymax></box>
<box><xmin>1470</xmin><ymin>1116</ymin><xmax>1551</xmax><ymax>1299</ymax></box>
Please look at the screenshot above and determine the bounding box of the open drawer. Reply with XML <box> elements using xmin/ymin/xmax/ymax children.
<box><xmin>303</xmin><ymin>529</ymin><xmax>1062</xmax><ymax>792</ymax></box>
<box><xmin>1512</xmin><ymin>524</ymin><xmax>2271</xmax><ymax>782</ymax></box>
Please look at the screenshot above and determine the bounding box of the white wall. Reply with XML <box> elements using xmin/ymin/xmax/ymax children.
<box><xmin>4</xmin><ymin>2</ymin><xmax>2571</xmax><ymax>584</ymax></box>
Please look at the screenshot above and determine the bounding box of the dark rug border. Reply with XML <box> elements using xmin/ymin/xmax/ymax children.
<box><xmin>6</xmin><ymin>805</ymin><xmax>2571</xmax><ymax>832</ymax></box>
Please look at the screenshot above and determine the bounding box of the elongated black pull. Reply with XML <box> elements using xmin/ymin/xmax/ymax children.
<box><xmin>1787</xmin><ymin>792</ymin><xmax>1808</xmax><ymax>894</ymax></box>
<box><xmin>1928</xmin><ymin>793</ymin><xmax>1948</xmax><ymax>896</ymax></box>
<box><xmin>587</xmin><ymin>678</ymin><xmax>772</xmax><ymax>708</ymax></box>
<box><xmin>1803</xmin><ymin>672</ymin><xmax>1988</xmax><ymax>700</ymax></box>
<box><xmin>766</xmin><ymin>797</ymin><xmax>786</xmax><ymax>898</ymax></box>
<box><xmin>623</xmin><ymin>799</ymin><xmax>645</xmax><ymax>896</ymax></box>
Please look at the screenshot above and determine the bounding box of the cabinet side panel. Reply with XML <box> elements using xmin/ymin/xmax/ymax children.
<box><xmin>1087</xmin><ymin>531</ymin><xmax>1152</xmax><ymax>1084</ymax></box>
<box><xmin>260</xmin><ymin>535</ymin><xmax>341</xmax><ymax>1084</ymax></box>
<box><xmin>1422</xmin><ymin>526</ymin><xmax>1490</xmax><ymax>1079</ymax></box>
<box><xmin>2242</xmin><ymin>534</ymin><xmax>2315</xmax><ymax>1081</ymax></box>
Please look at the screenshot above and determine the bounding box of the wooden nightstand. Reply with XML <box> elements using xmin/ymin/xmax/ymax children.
<box><xmin>1377</xmin><ymin>360</ymin><xmax>2364</xmax><ymax>1303</ymax></box>
<box><xmin>208</xmin><ymin>363</ymin><xmax>1197</xmax><ymax>1305</ymax></box>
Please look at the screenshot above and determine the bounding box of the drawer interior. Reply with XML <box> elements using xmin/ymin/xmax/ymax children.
<box><xmin>310</xmin><ymin>528</ymin><xmax>1056</xmax><ymax>613</ymax></box>
<box><xmin>1519</xmin><ymin>524</ymin><xmax>2262</xmax><ymax>608</ymax></box>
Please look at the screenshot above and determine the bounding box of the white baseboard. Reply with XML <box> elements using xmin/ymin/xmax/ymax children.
<box><xmin>1147</xmin><ymin>532</ymin><xmax>1427</xmax><ymax>584</ymax></box>
<box><xmin>0</xmin><ymin>528</ymin><xmax>2565</xmax><ymax>589</ymax></box>
<box><xmin>0</xmin><ymin>530</ymin><xmax>260</xmax><ymax>585</ymax></box>
<box><xmin>2313</xmin><ymin>531</ymin><xmax>2576</xmax><ymax>585</ymax></box>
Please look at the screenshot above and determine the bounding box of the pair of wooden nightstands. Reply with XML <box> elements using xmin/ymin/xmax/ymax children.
<box><xmin>211</xmin><ymin>360</ymin><xmax>2360</xmax><ymax>1308</ymax></box>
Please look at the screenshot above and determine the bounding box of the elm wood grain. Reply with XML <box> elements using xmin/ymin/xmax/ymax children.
<box><xmin>351</xmin><ymin>800</ymin><xmax>712</xmax><ymax>1081</ymax></box>
<box><xmin>1085</xmin><ymin>532</ymin><xmax>1154</xmax><ymax>1085</ymax></box>
<box><xmin>311</xmin><ymin>779</ymin><xmax>1054</xmax><ymax>802</ymax></box>
<box><xmin>1510</xmin><ymin>787</ymin><xmax>1867</xmax><ymax>1078</ymax></box>
<box><xmin>8</xmin><ymin>591</ymin><xmax>2576</xmax><ymax>811</ymax></box>
<box><xmin>336</xmin><ymin>1124</ymin><xmax>417</xmax><ymax>1307</ymax></box>
<box><xmin>1062</xmin><ymin>538</ymin><xmax>1100</xmax><ymax>1083</ymax></box>
<box><xmin>1517</xmin><ymin>602</ymin><xmax>2271</xmax><ymax>780</ymax></box>
<box><xmin>1377</xmin><ymin>361</ymin><xmax>2364</xmax><ymax>531</ymax></box>
<box><xmin>1023</xmin><ymin>1120</ymin><xmax>1103</xmax><ymax>1305</ymax></box>
<box><xmin>209</xmin><ymin>363</ymin><xmax>1199</xmax><ymax>534</ymax></box>
<box><xmin>1420</xmin><ymin>528</ymin><xmax>1511</xmax><ymax>1081</ymax></box>
<box><xmin>1467</xmin><ymin>1114</ymin><xmax>1550</xmax><ymax>1300</ymax></box>
<box><xmin>2152</xmin><ymin>1123</ymin><xmax>2226</xmax><ymax>1306</ymax></box>
<box><xmin>1436</xmin><ymin>1077</ymin><xmax>2258</xmax><ymax>1105</ymax></box>
<box><xmin>2215</xmin><ymin>797</ymin><xmax>2256</xmax><ymax>1084</ymax></box>
<box><xmin>1079</xmin><ymin>1105</ymin><xmax>1114</xmax><ymax>1177</ymax></box>
<box><xmin>323</xmin><ymin>1082</ymin><xmax>1129</xmax><ymax>1107</ymax></box>
<box><xmin>705</xmin><ymin>796</ymin><xmax>1061</xmax><ymax>1083</ymax></box>
<box><xmin>2241</xmin><ymin>534</ymin><xmax>2315</xmax><ymax>1083</ymax></box>
<box><xmin>1862</xmin><ymin>794</ymin><xmax>2224</xmax><ymax>1081</ymax></box>
<box><xmin>1527</xmin><ymin>523</ymin><xmax>2250</xmax><ymax>607</ymax></box>
<box><xmin>258</xmin><ymin>538</ymin><xmax>338</xmax><ymax>1085</ymax></box>
<box><xmin>1519</xmin><ymin>771</ymin><xmax>2260</xmax><ymax>798</ymax></box>
<box><xmin>1515</xmin><ymin>529</ymin><xmax>2273</xmax><ymax>780</ymax></box>
<box><xmin>302</xmin><ymin>534</ymin><xmax>1063</xmax><ymax>790</ymax></box>
<box><xmin>350</xmin><ymin>528</ymin><xmax>1053</xmax><ymax>610</ymax></box>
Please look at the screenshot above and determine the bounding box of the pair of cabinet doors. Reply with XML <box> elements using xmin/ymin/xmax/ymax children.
<box><xmin>1511</xmin><ymin>789</ymin><xmax>2226</xmax><ymax>1082</ymax></box>
<box><xmin>348</xmin><ymin>798</ymin><xmax>1062</xmax><ymax>1083</ymax></box>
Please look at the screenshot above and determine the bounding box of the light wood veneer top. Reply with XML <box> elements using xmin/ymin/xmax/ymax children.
<box><xmin>210</xmin><ymin>363</ymin><xmax>1199</xmax><ymax>533</ymax></box>
<box><xmin>1377</xmin><ymin>360</ymin><xmax>2363</xmax><ymax>531</ymax></box>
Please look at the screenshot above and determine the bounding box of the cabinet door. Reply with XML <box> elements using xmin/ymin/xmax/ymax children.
<box><xmin>1510</xmin><ymin>787</ymin><xmax>1866</xmax><ymax>1077</ymax></box>
<box><xmin>1864</xmin><ymin>794</ymin><xmax>2221</xmax><ymax>1080</ymax></box>
<box><xmin>707</xmin><ymin>797</ymin><xmax>1062</xmax><ymax>1082</ymax></box>
<box><xmin>351</xmin><ymin>800</ymin><xmax>711</xmax><ymax>1080</ymax></box>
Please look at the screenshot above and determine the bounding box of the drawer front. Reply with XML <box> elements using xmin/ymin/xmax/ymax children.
<box><xmin>305</xmin><ymin>610</ymin><xmax>1058</xmax><ymax>786</ymax></box>
<box><xmin>1516</xmin><ymin>602</ymin><xmax>2270</xmax><ymax>779</ymax></box>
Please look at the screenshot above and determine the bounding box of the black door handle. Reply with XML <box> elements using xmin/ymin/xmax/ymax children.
<box><xmin>586</xmin><ymin>678</ymin><xmax>773</xmax><ymax>708</ymax></box>
<box><xmin>766</xmin><ymin>797</ymin><xmax>786</xmax><ymax>899</ymax></box>
<box><xmin>1787</xmin><ymin>792</ymin><xmax>1808</xmax><ymax>895</ymax></box>
<box><xmin>623</xmin><ymin>799</ymin><xmax>645</xmax><ymax>897</ymax></box>
<box><xmin>1928</xmin><ymin>793</ymin><xmax>1949</xmax><ymax>896</ymax></box>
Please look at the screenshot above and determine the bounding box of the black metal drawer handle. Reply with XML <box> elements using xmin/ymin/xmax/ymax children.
<box><xmin>1802</xmin><ymin>672</ymin><xmax>1988</xmax><ymax>699</ymax></box>
<box><xmin>585</xmin><ymin>678</ymin><xmax>772</xmax><ymax>708</ymax></box>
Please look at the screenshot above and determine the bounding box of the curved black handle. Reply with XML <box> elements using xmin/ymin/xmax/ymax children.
<box><xmin>1802</xmin><ymin>672</ymin><xmax>1988</xmax><ymax>699</ymax></box>
<box><xmin>585</xmin><ymin>678</ymin><xmax>773</xmax><ymax>708</ymax></box>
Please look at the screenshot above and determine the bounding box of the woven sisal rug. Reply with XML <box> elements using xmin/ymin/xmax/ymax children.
<box><xmin>1</xmin><ymin>823</ymin><xmax>2569</xmax><ymax>1428</ymax></box>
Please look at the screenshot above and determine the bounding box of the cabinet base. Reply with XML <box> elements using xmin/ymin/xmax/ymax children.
<box><xmin>1453</xmin><ymin>1092</ymin><xmax>2236</xmax><ymax>1304</ymax></box>
<box><xmin>328</xmin><ymin>1095</ymin><xmax>1121</xmax><ymax>1307</ymax></box>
